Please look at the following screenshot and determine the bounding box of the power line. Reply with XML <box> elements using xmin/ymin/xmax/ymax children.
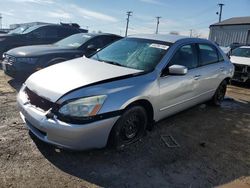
<box><xmin>125</xmin><ymin>11</ymin><xmax>132</xmax><ymax>37</ymax></box>
<box><xmin>155</xmin><ymin>16</ymin><xmax>161</xmax><ymax>34</ymax></box>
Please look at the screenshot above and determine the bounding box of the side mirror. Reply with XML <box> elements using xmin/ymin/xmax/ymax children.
<box><xmin>168</xmin><ymin>65</ymin><xmax>188</xmax><ymax>75</ymax></box>
<box><xmin>87</xmin><ymin>44</ymin><xmax>98</xmax><ymax>51</ymax></box>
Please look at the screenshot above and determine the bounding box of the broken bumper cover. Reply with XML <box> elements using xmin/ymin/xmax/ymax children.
<box><xmin>17</xmin><ymin>90</ymin><xmax>119</xmax><ymax>150</ymax></box>
<box><xmin>232</xmin><ymin>64</ymin><xmax>250</xmax><ymax>82</ymax></box>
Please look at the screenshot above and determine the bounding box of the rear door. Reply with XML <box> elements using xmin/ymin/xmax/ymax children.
<box><xmin>31</xmin><ymin>26</ymin><xmax>60</xmax><ymax>44</ymax></box>
<box><xmin>158</xmin><ymin>43</ymin><xmax>201</xmax><ymax>119</ymax></box>
<box><xmin>194</xmin><ymin>43</ymin><xmax>226</xmax><ymax>99</ymax></box>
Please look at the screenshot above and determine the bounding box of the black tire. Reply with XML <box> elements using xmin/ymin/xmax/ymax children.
<box><xmin>211</xmin><ymin>80</ymin><xmax>227</xmax><ymax>106</ymax></box>
<box><xmin>109</xmin><ymin>106</ymin><xmax>148</xmax><ymax>150</ymax></box>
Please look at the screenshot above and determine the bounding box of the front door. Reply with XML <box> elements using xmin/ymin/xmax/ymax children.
<box><xmin>157</xmin><ymin>44</ymin><xmax>200</xmax><ymax>120</ymax></box>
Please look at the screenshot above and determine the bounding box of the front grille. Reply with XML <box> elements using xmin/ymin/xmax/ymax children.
<box><xmin>234</xmin><ymin>64</ymin><xmax>243</xmax><ymax>72</ymax></box>
<box><xmin>25</xmin><ymin>87</ymin><xmax>54</xmax><ymax>111</ymax></box>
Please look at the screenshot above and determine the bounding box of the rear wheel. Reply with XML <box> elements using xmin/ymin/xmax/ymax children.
<box><xmin>211</xmin><ymin>80</ymin><xmax>227</xmax><ymax>106</ymax></box>
<box><xmin>109</xmin><ymin>106</ymin><xmax>148</xmax><ymax>150</ymax></box>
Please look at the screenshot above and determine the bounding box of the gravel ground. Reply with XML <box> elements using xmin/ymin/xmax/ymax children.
<box><xmin>0</xmin><ymin>69</ymin><xmax>249</xmax><ymax>188</ymax></box>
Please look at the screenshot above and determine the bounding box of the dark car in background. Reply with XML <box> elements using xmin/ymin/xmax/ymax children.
<box><xmin>2</xmin><ymin>33</ymin><xmax>122</xmax><ymax>77</ymax></box>
<box><xmin>0</xmin><ymin>23</ymin><xmax>87</xmax><ymax>59</ymax></box>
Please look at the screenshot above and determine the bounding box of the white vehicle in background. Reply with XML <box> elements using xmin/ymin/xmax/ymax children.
<box><xmin>230</xmin><ymin>46</ymin><xmax>250</xmax><ymax>83</ymax></box>
<box><xmin>219</xmin><ymin>46</ymin><xmax>231</xmax><ymax>54</ymax></box>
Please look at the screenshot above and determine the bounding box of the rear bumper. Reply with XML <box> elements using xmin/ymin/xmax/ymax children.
<box><xmin>17</xmin><ymin>88</ymin><xmax>119</xmax><ymax>150</ymax></box>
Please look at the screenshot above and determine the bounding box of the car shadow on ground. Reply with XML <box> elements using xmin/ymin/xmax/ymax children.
<box><xmin>31</xmin><ymin>99</ymin><xmax>250</xmax><ymax>188</ymax></box>
<box><xmin>231</xmin><ymin>80</ymin><xmax>250</xmax><ymax>89</ymax></box>
<box><xmin>7</xmin><ymin>78</ymin><xmax>25</xmax><ymax>91</ymax></box>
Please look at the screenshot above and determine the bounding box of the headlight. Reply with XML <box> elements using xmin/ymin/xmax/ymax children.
<box><xmin>58</xmin><ymin>95</ymin><xmax>107</xmax><ymax>117</ymax></box>
<box><xmin>17</xmin><ymin>57</ymin><xmax>38</xmax><ymax>64</ymax></box>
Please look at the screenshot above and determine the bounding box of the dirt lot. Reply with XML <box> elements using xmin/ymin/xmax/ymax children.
<box><xmin>0</xmin><ymin>69</ymin><xmax>249</xmax><ymax>188</ymax></box>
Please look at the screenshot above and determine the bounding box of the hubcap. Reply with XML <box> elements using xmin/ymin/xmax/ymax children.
<box><xmin>122</xmin><ymin>113</ymin><xmax>142</xmax><ymax>140</ymax></box>
<box><xmin>124</xmin><ymin>115</ymin><xmax>139</xmax><ymax>139</ymax></box>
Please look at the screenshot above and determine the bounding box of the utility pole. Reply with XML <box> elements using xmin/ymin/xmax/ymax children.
<box><xmin>125</xmin><ymin>11</ymin><xmax>132</xmax><ymax>37</ymax></box>
<box><xmin>0</xmin><ymin>13</ymin><xmax>2</xmax><ymax>29</ymax></box>
<box><xmin>217</xmin><ymin>3</ymin><xmax>225</xmax><ymax>22</ymax></box>
<box><xmin>155</xmin><ymin>16</ymin><xmax>161</xmax><ymax>34</ymax></box>
<box><xmin>190</xmin><ymin>29</ymin><xmax>193</xmax><ymax>37</ymax></box>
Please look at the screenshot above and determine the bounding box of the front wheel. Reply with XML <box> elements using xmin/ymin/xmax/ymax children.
<box><xmin>109</xmin><ymin>106</ymin><xmax>148</xmax><ymax>150</ymax></box>
<box><xmin>211</xmin><ymin>80</ymin><xmax>227</xmax><ymax>106</ymax></box>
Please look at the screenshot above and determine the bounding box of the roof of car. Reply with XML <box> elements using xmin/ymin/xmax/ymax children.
<box><xmin>85</xmin><ymin>33</ymin><xmax>122</xmax><ymax>37</ymax></box>
<box><xmin>128</xmin><ymin>34</ymin><xmax>187</xmax><ymax>43</ymax></box>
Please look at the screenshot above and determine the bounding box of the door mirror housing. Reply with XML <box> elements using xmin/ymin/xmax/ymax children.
<box><xmin>168</xmin><ymin>65</ymin><xmax>188</xmax><ymax>75</ymax></box>
<box><xmin>87</xmin><ymin>44</ymin><xmax>98</xmax><ymax>51</ymax></box>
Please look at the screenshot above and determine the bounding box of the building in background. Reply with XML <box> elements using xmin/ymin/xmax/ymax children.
<box><xmin>209</xmin><ymin>16</ymin><xmax>250</xmax><ymax>46</ymax></box>
<box><xmin>9</xmin><ymin>22</ymin><xmax>51</xmax><ymax>29</ymax></box>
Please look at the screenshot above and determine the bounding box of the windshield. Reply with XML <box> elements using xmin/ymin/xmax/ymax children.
<box><xmin>55</xmin><ymin>33</ymin><xmax>92</xmax><ymax>48</ymax></box>
<box><xmin>8</xmin><ymin>26</ymin><xmax>29</xmax><ymax>34</ymax></box>
<box><xmin>22</xmin><ymin>25</ymin><xmax>43</xmax><ymax>34</ymax></box>
<box><xmin>232</xmin><ymin>47</ymin><xmax>250</xmax><ymax>58</ymax></box>
<box><xmin>91</xmin><ymin>38</ymin><xmax>170</xmax><ymax>71</ymax></box>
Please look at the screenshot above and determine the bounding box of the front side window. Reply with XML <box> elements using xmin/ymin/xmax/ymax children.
<box><xmin>22</xmin><ymin>25</ymin><xmax>43</xmax><ymax>34</ymax></box>
<box><xmin>198</xmin><ymin>44</ymin><xmax>219</xmax><ymax>66</ymax></box>
<box><xmin>91</xmin><ymin>38</ymin><xmax>170</xmax><ymax>71</ymax></box>
<box><xmin>232</xmin><ymin>47</ymin><xmax>250</xmax><ymax>58</ymax></box>
<box><xmin>8</xmin><ymin>26</ymin><xmax>29</xmax><ymax>34</ymax></box>
<box><xmin>55</xmin><ymin>33</ymin><xmax>92</xmax><ymax>48</ymax></box>
<box><xmin>168</xmin><ymin>44</ymin><xmax>198</xmax><ymax>69</ymax></box>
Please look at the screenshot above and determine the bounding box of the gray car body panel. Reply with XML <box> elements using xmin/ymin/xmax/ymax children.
<box><xmin>17</xmin><ymin>34</ymin><xmax>234</xmax><ymax>150</ymax></box>
<box><xmin>6</xmin><ymin>44</ymin><xmax>81</xmax><ymax>57</ymax></box>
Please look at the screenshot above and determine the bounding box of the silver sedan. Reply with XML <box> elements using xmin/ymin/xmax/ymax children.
<box><xmin>17</xmin><ymin>34</ymin><xmax>234</xmax><ymax>150</ymax></box>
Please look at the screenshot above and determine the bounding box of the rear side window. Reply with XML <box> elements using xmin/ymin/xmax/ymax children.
<box><xmin>168</xmin><ymin>44</ymin><xmax>198</xmax><ymax>69</ymax></box>
<box><xmin>198</xmin><ymin>44</ymin><xmax>219</xmax><ymax>66</ymax></box>
<box><xmin>58</xmin><ymin>27</ymin><xmax>78</xmax><ymax>38</ymax></box>
<box><xmin>32</xmin><ymin>26</ymin><xmax>58</xmax><ymax>38</ymax></box>
<box><xmin>218</xmin><ymin>50</ymin><xmax>224</xmax><ymax>61</ymax></box>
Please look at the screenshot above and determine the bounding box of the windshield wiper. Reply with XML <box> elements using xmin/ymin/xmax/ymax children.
<box><xmin>102</xmin><ymin>60</ymin><xmax>123</xmax><ymax>67</ymax></box>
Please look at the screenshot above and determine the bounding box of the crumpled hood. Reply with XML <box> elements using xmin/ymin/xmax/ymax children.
<box><xmin>25</xmin><ymin>57</ymin><xmax>142</xmax><ymax>102</ymax></box>
<box><xmin>7</xmin><ymin>44</ymin><xmax>74</xmax><ymax>57</ymax></box>
<box><xmin>231</xmin><ymin>56</ymin><xmax>250</xmax><ymax>66</ymax></box>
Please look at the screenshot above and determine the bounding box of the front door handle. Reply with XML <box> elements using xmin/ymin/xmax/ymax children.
<box><xmin>193</xmin><ymin>75</ymin><xmax>201</xmax><ymax>80</ymax></box>
<box><xmin>219</xmin><ymin>66</ymin><xmax>225</xmax><ymax>71</ymax></box>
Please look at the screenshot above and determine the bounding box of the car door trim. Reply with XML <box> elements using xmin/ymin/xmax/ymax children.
<box><xmin>160</xmin><ymin>88</ymin><xmax>216</xmax><ymax>111</ymax></box>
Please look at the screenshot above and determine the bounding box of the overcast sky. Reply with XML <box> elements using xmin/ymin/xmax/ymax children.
<box><xmin>0</xmin><ymin>0</ymin><xmax>249</xmax><ymax>38</ymax></box>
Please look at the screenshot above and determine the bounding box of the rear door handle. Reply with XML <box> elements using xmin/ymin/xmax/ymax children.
<box><xmin>193</xmin><ymin>75</ymin><xmax>201</xmax><ymax>80</ymax></box>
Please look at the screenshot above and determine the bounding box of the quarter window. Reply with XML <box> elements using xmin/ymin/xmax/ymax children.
<box><xmin>198</xmin><ymin>44</ymin><xmax>219</xmax><ymax>66</ymax></box>
<box><xmin>168</xmin><ymin>44</ymin><xmax>198</xmax><ymax>69</ymax></box>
